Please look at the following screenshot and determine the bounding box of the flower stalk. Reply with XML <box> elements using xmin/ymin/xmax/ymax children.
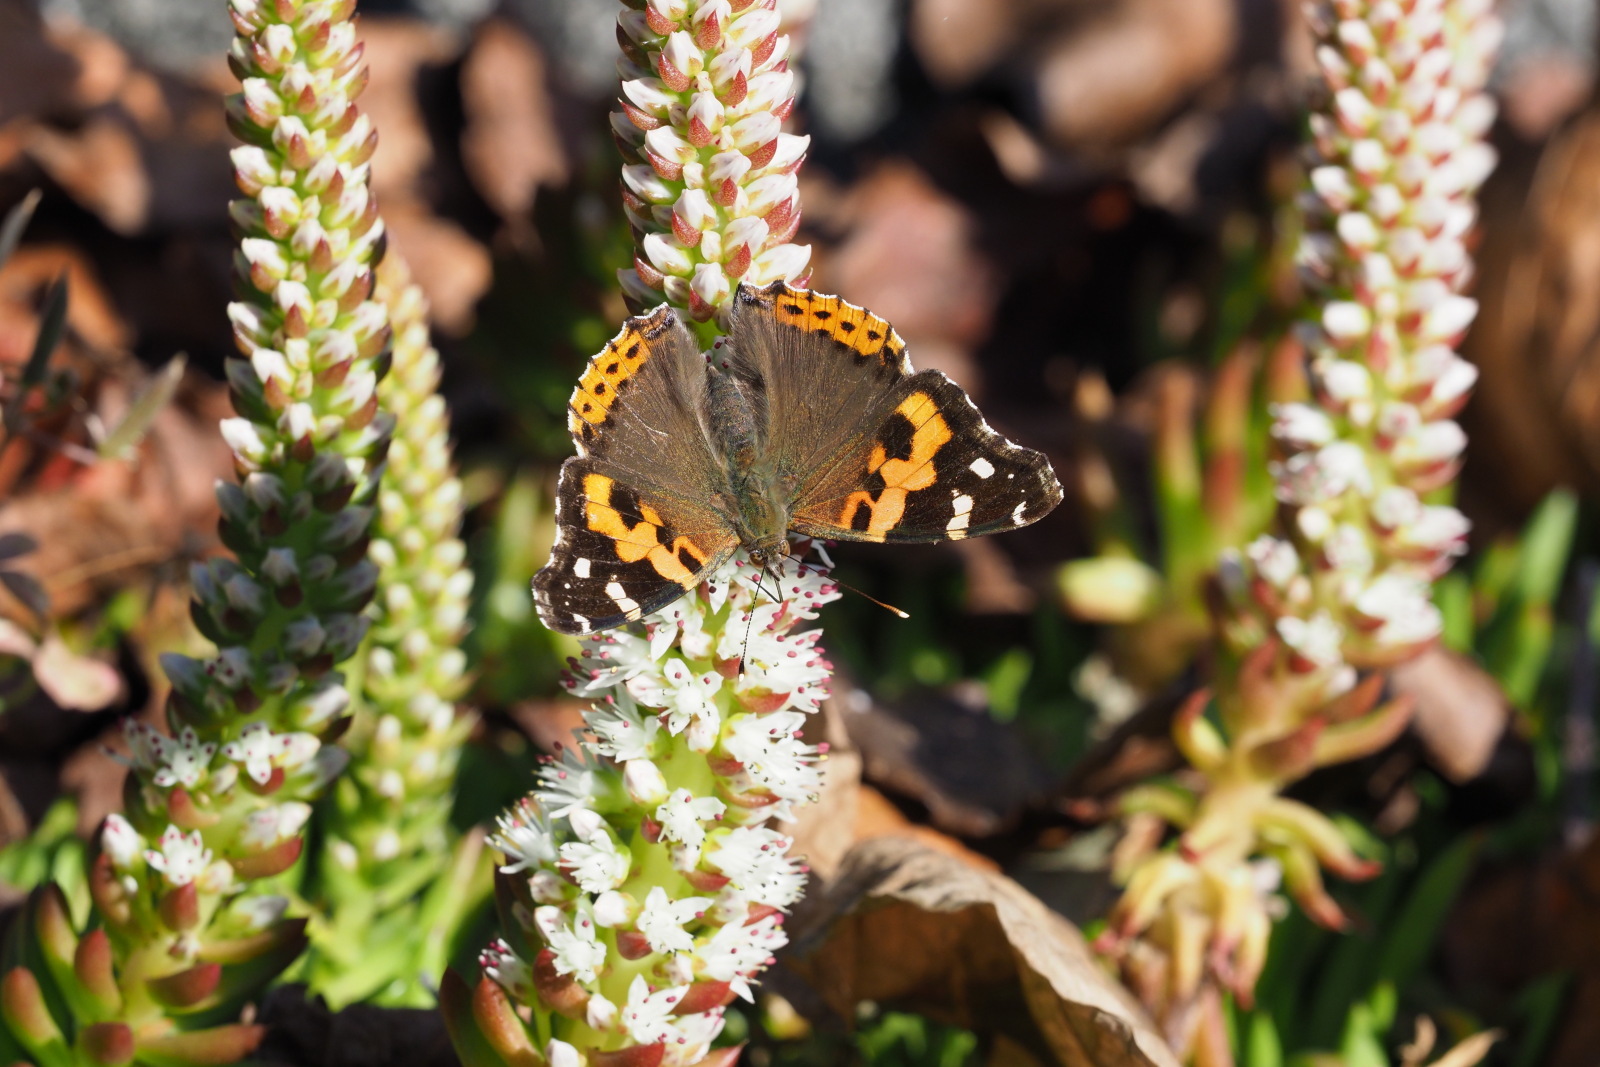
<box><xmin>303</xmin><ymin>251</ymin><xmax>481</xmax><ymax>1008</ymax></box>
<box><xmin>0</xmin><ymin>1</ymin><xmax>392</xmax><ymax>1062</ymax></box>
<box><xmin>1098</xmin><ymin>0</ymin><xmax>1501</xmax><ymax>1053</ymax></box>
<box><xmin>613</xmin><ymin>0</ymin><xmax>812</xmax><ymax>322</ymax></box>
<box><xmin>444</xmin><ymin>551</ymin><xmax>837</xmax><ymax>1067</ymax></box>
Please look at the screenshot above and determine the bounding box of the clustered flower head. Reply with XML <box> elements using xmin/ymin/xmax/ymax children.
<box><xmin>1222</xmin><ymin>0</ymin><xmax>1498</xmax><ymax>681</ymax></box>
<box><xmin>455</xmin><ymin>549</ymin><xmax>838</xmax><ymax>1067</ymax></box>
<box><xmin>1098</xmin><ymin>0</ymin><xmax>1501</xmax><ymax>1049</ymax></box>
<box><xmin>64</xmin><ymin>0</ymin><xmax>388</xmax><ymax>1049</ymax></box>
<box><xmin>614</xmin><ymin>0</ymin><xmax>812</xmax><ymax>322</ymax></box>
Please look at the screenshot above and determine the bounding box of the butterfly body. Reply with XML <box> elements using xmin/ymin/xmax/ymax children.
<box><xmin>534</xmin><ymin>282</ymin><xmax>1064</xmax><ymax>636</ymax></box>
<box><xmin>701</xmin><ymin>361</ymin><xmax>790</xmax><ymax>571</ymax></box>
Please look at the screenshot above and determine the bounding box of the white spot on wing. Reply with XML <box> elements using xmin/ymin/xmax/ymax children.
<box><xmin>606</xmin><ymin>580</ymin><xmax>639</xmax><ymax>617</ymax></box>
<box><xmin>1011</xmin><ymin>502</ymin><xmax>1027</xmax><ymax>526</ymax></box>
<box><xmin>574</xmin><ymin>558</ymin><xmax>591</xmax><ymax>579</ymax></box>
<box><xmin>947</xmin><ymin>494</ymin><xmax>973</xmax><ymax>539</ymax></box>
<box><xmin>969</xmin><ymin>457</ymin><xmax>995</xmax><ymax>479</ymax></box>
<box><xmin>572</xmin><ymin>614</ymin><xmax>589</xmax><ymax>630</ymax></box>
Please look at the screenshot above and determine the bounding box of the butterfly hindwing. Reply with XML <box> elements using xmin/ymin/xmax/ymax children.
<box><xmin>789</xmin><ymin>369</ymin><xmax>1063</xmax><ymax>543</ymax></box>
<box><xmin>534</xmin><ymin>458</ymin><xmax>738</xmax><ymax>635</ymax></box>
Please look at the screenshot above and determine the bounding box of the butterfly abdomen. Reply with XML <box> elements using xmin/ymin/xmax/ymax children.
<box><xmin>703</xmin><ymin>362</ymin><xmax>788</xmax><ymax>553</ymax></box>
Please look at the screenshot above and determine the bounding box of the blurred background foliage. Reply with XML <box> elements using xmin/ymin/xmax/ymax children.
<box><xmin>1</xmin><ymin>0</ymin><xmax>1600</xmax><ymax>1064</ymax></box>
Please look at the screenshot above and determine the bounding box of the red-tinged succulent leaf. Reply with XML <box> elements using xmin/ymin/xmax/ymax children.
<box><xmin>688</xmin><ymin>1047</ymin><xmax>744</xmax><ymax>1067</ymax></box>
<box><xmin>1</xmin><ymin>967</ymin><xmax>65</xmax><ymax>1049</ymax></box>
<box><xmin>440</xmin><ymin>969</ymin><xmax>510</xmax><ymax>1067</ymax></box>
<box><xmin>616</xmin><ymin>930</ymin><xmax>653</xmax><ymax>960</ymax></box>
<box><xmin>590</xmin><ymin>1045</ymin><xmax>666</xmax><ymax>1067</ymax></box>
<box><xmin>74</xmin><ymin>930</ymin><xmax>121</xmax><ymax>1015</ymax></box>
<box><xmin>196</xmin><ymin>917</ymin><xmax>307</xmax><ymax>966</ymax></box>
<box><xmin>204</xmin><ymin>922</ymin><xmax>310</xmax><ymax>1007</ymax></box>
<box><xmin>470</xmin><ymin>975</ymin><xmax>542</xmax><ymax>1067</ymax></box>
<box><xmin>165</xmin><ymin>789</ymin><xmax>221</xmax><ymax>830</ymax></box>
<box><xmin>784</xmin><ymin>838</ymin><xmax>1179</xmax><ymax>1067</ymax></box>
<box><xmin>228</xmin><ymin>833</ymin><xmax>302</xmax><ymax>879</ymax></box>
<box><xmin>147</xmin><ymin>963</ymin><xmax>222</xmax><ymax>1010</ymax></box>
<box><xmin>29</xmin><ymin>884</ymin><xmax>77</xmax><ymax>970</ymax></box>
<box><xmin>88</xmin><ymin>853</ymin><xmax>133</xmax><ymax>929</ymax></box>
<box><xmin>532</xmin><ymin>949</ymin><xmax>588</xmax><ymax>1018</ymax></box>
<box><xmin>1246</xmin><ymin>718</ymin><xmax>1326</xmax><ymax>782</ymax></box>
<box><xmin>673</xmin><ymin>981</ymin><xmax>734</xmax><ymax>1015</ymax></box>
<box><xmin>133</xmin><ymin>1023</ymin><xmax>266</xmax><ymax>1067</ymax></box>
<box><xmin>1313</xmin><ymin>694</ymin><xmax>1414</xmax><ymax>770</ymax></box>
<box><xmin>81</xmin><ymin>1022</ymin><xmax>135</xmax><ymax>1067</ymax></box>
<box><xmin>159</xmin><ymin>883</ymin><xmax>201</xmax><ymax>933</ymax></box>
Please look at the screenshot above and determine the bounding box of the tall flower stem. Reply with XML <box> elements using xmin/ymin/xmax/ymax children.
<box><xmin>303</xmin><ymin>251</ymin><xmax>481</xmax><ymax>1008</ymax></box>
<box><xmin>1097</xmin><ymin>0</ymin><xmax>1501</xmax><ymax>1056</ymax></box>
<box><xmin>0</xmin><ymin>0</ymin><xmax>392</xmax><ymax>1062</ymax></box>
<box><xmin>445</xmin><ymin>550</ymin><xmax>836</xmax><ymax>1067</ymax></box>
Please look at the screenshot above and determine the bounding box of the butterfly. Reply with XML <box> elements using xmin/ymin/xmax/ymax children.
<box><xmin>532</xmin><ymin>281</ymin><xmax>1064</xmax><ymax>635</ymax></box>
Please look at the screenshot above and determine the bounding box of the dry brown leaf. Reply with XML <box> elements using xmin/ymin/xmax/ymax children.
<box><xmin>30</xmin><ymin>635</ymin><xmax>123</xmax><ymax>712</ymax></box>
<box><xmin>854</xmin><ymin>785</ymin><xmax>1002</xmax><ymax>872</ymax></box>
<box><xmin>1032</xmin><ymin>0</ymin><xmax>1234</xmax><ymax>148</ymax></box>
<box><xmin>786</xmin><ymin>837</ymin><xmax>1179</xmax><ymax>1067</ymax></box>
<box><xmin>23</xmin><ymin>119</ymin><xmax>151</xmax><ymax>235</ymax></box>
<box><xmin>459</xmin><ymin>18</ymin><xmax>569</xmax><ymax>226</ymax></box>
<box><xmin>0</xmin><ymin>1</ymin><xmax>79</xmax><ymax>129</ymax></box>
<box><xmin>842</xmin><ymin>688</ymin><xmax>1049</xmax><ymax>837</ymax></box>
<box><xmin>384</xmin><ymin>206</ymin><xmax>493</xmax><ymax>337</ymax></box>
<box><xmin>359</xmin><ymin>18</ymin><xmax>459</xmax><ymax>203</ymax></box>
<box><xmin>1462</xmin><ymin>103</ymin><xmax>1600</xmax><ymax>513</ymax></box>
<box><xmin>1389</xmin><ymin>646</ymin><xmax>1509</xmax><ymax>784</ymax></box>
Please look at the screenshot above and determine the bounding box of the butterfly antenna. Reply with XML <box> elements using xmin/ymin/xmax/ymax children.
<box><xmin>831</xmin><ymin>573</ymin><xmax>911</xmax><ymax>619</ymax></box>
<box><xmin>738</xmin><ymin>564</ymin><xmax>772</xmax><ymax>682</ymax></box>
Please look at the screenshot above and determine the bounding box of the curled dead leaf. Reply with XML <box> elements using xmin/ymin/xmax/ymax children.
<box><xmin>460</xmin><ymin>19</ymin><xmax>569</xmax><ymax>226</ymax></box>
<box><xmin>30</xmin><ymin>633</ymin><xmax>123</xmax><ymax>712</ymax></box>
<box><xmin>1389</xmin><ymin>646</ymin><xmax>1509</xmax><ymax>784</ymax></box>
<box><xmin>785</xmin><ymin>836</ymin><xmax>1179</xmax><ymax>1067</ymax></box>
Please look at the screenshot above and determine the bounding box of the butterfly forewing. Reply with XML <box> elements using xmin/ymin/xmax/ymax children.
<box><xmin>534</xmin><ymin>308</ymin><xmax>741</xmax><ymax>635</ymax></box>
<box><xmin>726</xmin><ymin>282</ymin><xmax>915</xmax><ymax>496</ymax></box>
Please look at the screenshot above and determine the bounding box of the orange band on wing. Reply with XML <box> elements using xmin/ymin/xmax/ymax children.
<box><xmin>583</xmin><ymin>472</ymin><xmax>706</xmax><ymax>586</ymax></box>
<box><xmin>836</xmin><ymin>392</ymin><xmax>952</xmax><ymax>540</ymax></box>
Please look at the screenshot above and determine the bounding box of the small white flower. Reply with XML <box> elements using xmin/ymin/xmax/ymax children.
<box><xmin>221</xmin><ymin>722</ymin><xmax>280</xmax><ymax>785</ymax></box>
<box><xmin>534</xmin><ymin>903</ymin><xmax>607</xmax><ymax>984</ymax></box>
<box><xmin>628</xmin><ymin>658</ymin><xmax>723</xmax><ymax>738</ymax></box>
<box><xmin>490</xmin><ymin>798</ymin><xmax>557</xmax><ymax>874</ymax></box>
<box><xmin>637</xmin><ymin>885</ymin><xmax>712</xmax><ymax>955</ymax></box>
<box><xmin>586</xmin><ymin>693</ymin><xmax>662</xmax><ymax>762</ymax></box>
<box><xmin>101</xmin><ymin>813</ymin><xmax>144</xmax><ymax>870</ymax></box>
<box><xmin>704</xmin><ymin>826</ymin><xmax>806</xmax><ymax>908</ymax></box>
<box><xmin>655</xmin><ymin>788</ymin><xmax>725</xmax><ymax>863</ymax></box>
<box><xmin>535</xmin><ymin>746</ymin><xmax>606</xmax><ymax>820</ymax></box>
<box><xmin>621</xmin><ymin>974</ymin><xmax>688</xmax><ymax>1046</ymax></box>
<box><xmin>697</xmin><ymin>913</ymin><xmax>787</xmax><ymax>1001</ymax></box>
<box><xmin>1276</xmin><ymin>612</ymin><xmax>1344</xmax><ymax>670</ymax></box>
<box><xmin>1246</xmin><ymin>536</ymin><xmax>1299</xmax><ymax>589</ymax></box>
<box><xmin>144</xmin><ymin>826</ymin><xmax>212</xmax><ymax>888</ymax></box>
<box><xmin>480</xmin><ymin>939</ymin><xmax>532</xmax><ymax>1000</ymax></box>
<box><xmin>721</xmin><ymin>711</ymin><xmax>820</xmax><ymax>802</ymax></box>
<box><xmin>559</xmin><ymin>816</ymin><xmax>630</xmax><ymax>894</ymax></box>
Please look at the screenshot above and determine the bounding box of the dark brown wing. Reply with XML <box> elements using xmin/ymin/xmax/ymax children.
<box><xmin>727</xmin><ymin>281</ymin><xmax>1061</xmax><ymax>544</ymax></box>
<box><xmin>534</xmin><ymin>305</ymin><xmax>738</xmax><ymax>634</ymax></box>
<box><xmin>789</xmin><ymin>369</ymin><xmax>1062</xmax><ymax>543</ymax></box>
<box><xmin>725</xmin><ymin>281</ymin><xmax>914</xmax><ymax>503</ymax></box>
